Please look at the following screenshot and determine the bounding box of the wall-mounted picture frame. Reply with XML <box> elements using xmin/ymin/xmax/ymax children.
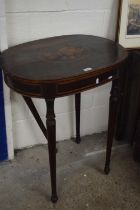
<box><xmin>118</xmin><ymin>0</ymin><xmax>140</xmax><ymax>48</ymax></box>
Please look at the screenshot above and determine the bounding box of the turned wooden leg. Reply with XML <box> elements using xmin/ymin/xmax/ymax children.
<box><xmin>45</xmin><ymin>98</ymin><xmax>58</xmax><ymax>203</ymax></box>
<box><xmin>104</xmin><ymin>79</ymin><xmax>120</xmax><ymax>174</ymax></box>
<box><xmin>115</xmin><ymin>65</ymin><xmax>127</xmax><ymax>141</ymax></box>
<box><xmin>75</xmin><ymin>93</ymin><xmax>81</xmax><ymax>144</ymax></box>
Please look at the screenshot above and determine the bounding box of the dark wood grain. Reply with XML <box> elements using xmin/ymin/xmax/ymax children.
<box><xmin>115</xmin><ymin>49</ymin><xmax>140</xmax><ymax>162</ymax></box>
<box><xmin>115</xmin><ymin>0</ymin><xmax>122</xmax><ymax>43</ymax></box>
<box><xmin>0</xmin><ymin>35</ymin><xmax>127</xmax><ymax>98</ymax></box>
<box><xmin>45</xmin><ymin>98</ymin><xmax>58</xmax><ymax>203</ymax></box>
<box><xmin>75</xmin><ymin>93</ymin><xmax>81</xmax><ymax>144</ymax></box>
<box><xmin>104</xmin><ymin>78</ymin><xmax>121</xmax><ymax>174</ymax></box>
<box><xmin>0</xmin><ymin>35</ymin><xmax>128</xmax><ymax>203</ymax></box>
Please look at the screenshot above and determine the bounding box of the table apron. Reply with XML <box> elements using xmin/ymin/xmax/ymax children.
<box><xmin>4</xmin><ymin>69</ymin><xmax>119</xmax><ymax>98</ymax></box>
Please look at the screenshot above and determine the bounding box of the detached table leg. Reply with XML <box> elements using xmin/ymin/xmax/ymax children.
<box><xmin>45</xmin><ymin>98</ymin><xmax>58</xmax><ymax>203</ymax></box>
<box><xmin>104</xmin><ymin>79</ymin><xmax>120</xmax><ymax>174</ymax></box>
<box><xmin>75</xmin><ymin>93</ymin><xmax>81</xmax><ymax>144</ymax></box>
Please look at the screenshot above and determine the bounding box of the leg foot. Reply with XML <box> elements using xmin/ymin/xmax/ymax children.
<box><xmin>51</xmin><ymin>194</ymin><xmax>58</xmax><ymax>203</ymax></box>
<box><xmin>75</xmin><ymin>136</ymin><xmax>81</xmax><ymax>144</ymax></box>
<box><xmin>104</xmin><ymin>165</ymin><xmax>110</xmax><ymax>175</ymax></box>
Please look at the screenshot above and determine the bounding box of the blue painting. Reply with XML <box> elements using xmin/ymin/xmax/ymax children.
<box><xmin>0</xmin><ymin>69</ymin><xmax>8</xmax><ymax>161</ymax></box>
<box><xmin>127</xmin><ymin>0</ymin><xmax>140</xmax><ymax>35</ymax></box>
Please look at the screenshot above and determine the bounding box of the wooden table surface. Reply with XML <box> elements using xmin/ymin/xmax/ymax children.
<box><xmin>1</xmin><ymin>35</ymin><xmax>127</xmax><ymax>80</ymax></box>
<box><xmin>0</xmin><ymin>35</ymin><xmax>128</xmax><ymax>203</ymax></box>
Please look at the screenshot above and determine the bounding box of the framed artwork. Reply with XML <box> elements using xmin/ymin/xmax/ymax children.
<box><xmin>118</xmin><ymin>0</ymin><xmax>140</xmax><ymax>48</ymax></box>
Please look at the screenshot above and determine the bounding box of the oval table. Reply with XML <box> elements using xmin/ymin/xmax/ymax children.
<box><xmin>0</xmin><ymin>35</ymin><xmax>128</xmax><ymax>203</ymax></box>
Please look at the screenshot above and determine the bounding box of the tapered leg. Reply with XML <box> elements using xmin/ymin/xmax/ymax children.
<box><xmin>75</xmin><ymin>93</ymin><xmax>81</xmax><ymax>144</ymax></box>
<box><xmin>104</xmin><ymin>79</ymin><xmax>120</xmax><ymax>174</ymax></box>
<box><xmin>45</xmin><ymin>98</ymin><xmax>58</xmax><ymax>203</ymax></box>
<box><xmin>115</xmin><ymin>64</ymin><xmax>127</xmax><ymax>141</ymax></box>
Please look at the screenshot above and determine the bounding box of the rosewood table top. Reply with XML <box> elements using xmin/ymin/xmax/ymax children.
<box><xmin>0</xmin><ymin>35</ymin><xmax>127</xmax><ymax>98</ymax></box>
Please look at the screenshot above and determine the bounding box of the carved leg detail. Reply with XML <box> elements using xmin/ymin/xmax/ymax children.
<box><xmin>104</xmin><ymin>79</ymin><xmax>121</xmax><ymax>174</ymax></box>
<box><xmin>45</xmin><ymin>98</ymin><xmax>58</xmax><ymax>203</ymax></box>
<box><xmin>75</xmin><ymin>93</ymin><xmax>81</xmax><ymax>144</ymax></box>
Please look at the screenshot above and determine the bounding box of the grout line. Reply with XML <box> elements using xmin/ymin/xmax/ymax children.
<box><xmin>85</xmin><ymin>144</ymin><xmax>129</xmax><ymax>157</ymax></box>
<box><xmin>56</xmin><ymin>144</ymin><xmax>129</xmax><ymax>173</ymax></box>
<box><xmin>6</xmin><ymin>9</ymin><xmax>105</xmax><ymax>15</ymax></box>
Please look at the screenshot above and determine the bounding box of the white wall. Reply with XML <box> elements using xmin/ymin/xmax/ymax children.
<box><xmin>4</xmin><ymin>0</ymin><xmax>119</xmax><ymax>149</ymax></box>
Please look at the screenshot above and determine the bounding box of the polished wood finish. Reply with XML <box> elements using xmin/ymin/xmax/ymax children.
<box><xmin>115</xmin><ymin>0</ymin><xmax>122</xmax><ymax>43</ymax></box>
<box><xmin>115</xmin><ymin>63</ymin><xmax>128</xmax><ymax>141</ymax></box>
<box><xmin>0</xmin><ymin>35</ymin><xmax>127</xmax><ymax>202</ymax></box>
<box><xmin>126</xmin><ymin>50</ymin><xmax>140</xmax><ymax>145</ymax></box>
<box><xmin>75</xmin><ymin>93</ymin><xmax>81</xmax><ymax>144</ymax></box>
<box><xmin>133</xmin><ymin>116</ymin><xmax>140</xmax><ymax>162</ymax></box>
<box><xmin>104</xmin><ymin>78</ymin><xmax>121</xmax><ymax>174</ymax></box>
<box><xmin>116</xmin><ymin>49</ymin><xmax>140</xmax><ymax>161</ymax></box>
<box><xmin>0</xmin><ymin>35</ymin><xmax>127</xmax><ymax>98</ymax></box>
<box><xmin>45</xmin><ymin>98</ymin><xmax>58</xmax><ymax>203</ymax></box>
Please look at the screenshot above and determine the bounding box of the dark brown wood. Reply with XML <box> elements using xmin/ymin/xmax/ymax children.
<box><xmin>0</xmin><ymin>35</ymin><xmax>128</xmax><ymax>202</ymax></box>
<box><xmin>115</xmin><ymin>61</ymin><xmax>128</xmax><ymax>141</ymax></box>
<box><xmin>45</xmin><ymin>98</ymin><xmax>58</xmax><ymax>203</ymax></box>
<box><xmin>0</xmin><ymin>35</ymin><xmax>127</xmax><ymax>98</ymax></box>
<box><xmin>132</xmin><ymin>50</ymin><xmax>140</xmax><ymax>161</ymax></box>
<box><xmin>75</xmin><ymin>93</ymin><xmax>81</xmax><ymax>144</ymax></box>
<box><xmin>126</xmin><ymin>50</ymin><xmax>140</xmax><ymax>144</ymax></box>
<box><xmin>23</xmin><ymin>96</ymin><xmax>48</xmax><ymax>140</ymax></box>
<box><xmin>115</xmin><ymin>0</ymin><xmax>122</xmax><ymax>43</ymax></box>
<box><xmin>133</xmin><ymin>116</ymin><xmax>140</xmax><ymax>162</ymax></box>
<box><xmin>115</xmin><ymin>52</ymin><xmax>132</xmax><ymax>141</ymax></box>
<box><xmin>104</xmin><ymin>78</ymin><xmax>121</xmax><ymax>174</ymax></box>
<box><xmin>117</xmin><ymin>50</ymin><xmax>140</xmax><ymax>161</ymax></box>
<box><xmin>115</xmin><ymin>50</ymin><xmax>140</xmax><ymax>146</ymax></box>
